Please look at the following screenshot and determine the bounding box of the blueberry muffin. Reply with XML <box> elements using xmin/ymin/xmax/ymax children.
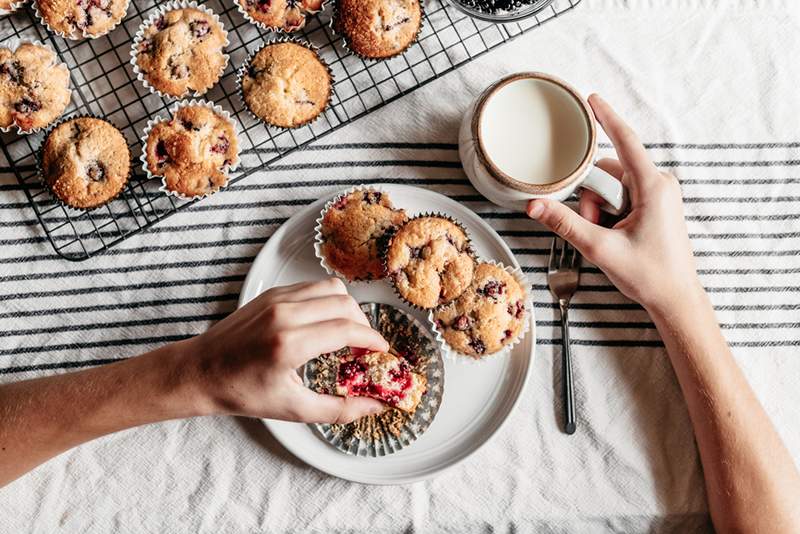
<box><xmin>0</xmin><ymin>42</ymin><xmax>70</xmax><ymax>133</ymax></box>
<box><xmin>335</xmin><ymin>0</ymin><xmax>422</xmax><ymax>59</ymax></box>
<box><xmin>37</xmin><ymin>0</ymin><xmax>129</xmax><ymax>39</ymax></box>
<box><xmin>386</xmin><ymin>216</ymin><xmax>474</xmax><ymax>309</ymax></box>
<box><xmin>318</xmin><ymin>189</ymin><xmax>407</xmax><ymax>281</ymax></box>
<box><xmin>241</xmin><ymin>41</ymin><xmax>331</xmax><ymax>128</ymax></box>
<box><xmin>237</xmin><ymin>0</ymin><xmax>323</xmax><ymax>32</ymax></box>
<box><xmin>335</xmin><ymin>350</ymin><xmax>426</xmax><ymax>413</ymax></box>
<box><xmin>135</xmin><ymin>7</ymin><xmax>227</xmax><ymax>98</ymax></box>
<box><xmin>41</xmin><ymin>117</ymin><xmax>130</xmax><ymax>209</ymax></box>
<box><xmin>433</xmin><ymin>262</ymin><xmax>528</xmax><ymax>358</ymax></box>
<box><xmin>144</xmin><ymin>104</ymin><xmax>238</xmax><ymax>198</ymax></box>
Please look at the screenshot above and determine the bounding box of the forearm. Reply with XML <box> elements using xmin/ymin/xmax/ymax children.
<box><xmin>647</xmin><ymin>285</ymin><xmax>800</xmax><ymax>532</ymax></box>
<box><xmin>0</xmin><ymin>340</ymin><xmax>210</xmax><ymax>487</ymax></box>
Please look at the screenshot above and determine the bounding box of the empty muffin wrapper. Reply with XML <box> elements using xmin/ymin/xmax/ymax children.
<box><xmin>304</xmin><ymin>302</ymin><xmax>444</xmax><ymax>457</ymax></box>
<box><xmin>429</xmin><ymin>260</ymin><xmax>533</xmax><ymax>365</ymax></box>
<box><xmin>139</xmin><ymin>98</ymin><xmax>240</xmax><ymax>202</ymax></box>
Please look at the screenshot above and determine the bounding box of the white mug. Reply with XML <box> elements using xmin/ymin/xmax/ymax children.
<box><xmin>459</xmin><ymin>72</ymin><xmax>628</xmax><ymax>215</ymax></box>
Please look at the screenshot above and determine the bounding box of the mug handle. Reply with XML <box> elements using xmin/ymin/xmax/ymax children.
<box><xmin>580</xmin><ymin>165</ymin><xmax>629</xmax><ymax>216</ymax></box>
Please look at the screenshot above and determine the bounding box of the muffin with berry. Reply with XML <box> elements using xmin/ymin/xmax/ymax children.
<box><xmin>385</xmin><ymin>216</ymin><xmax>474</xmax><ymax>309</ymax></box>
<box><xmin>134</xmin><ymin>6</ymin><xmax>228</xmax><ymax>98</ymax></box>
<box><xmin>144</xmin><ymin>104</ymin><xmax>238</xmax><ymax>199</ymax></box>
<box><xmin>40</xmin><ymin>117</ymin><xmax>131</xmax><ymax>209</ymax></box>
<box><xmin>334</xmin><ymin>0</ymin><xmax>422</xmax><ymax>59</ymax></box>
<box><xmin>236</xmin><ymin>0</ymin><xmax>323</xmax><ymax>32</ymax></box>
<box><xmin>432</xmin><ymin>262</ymin><xmax>528</xmax><ymax>359</ymax></box>
<box><xmin>240</xmin><ymin>41</ymin><xmax>331</xmax><ymax>129</ymax></box>
<box><xmin>0</xmin><ymin>42</ymin><xmax>71</xmax><ymax>133</ymax></box>
<box><xmin>36</xmin><ymin>0</ymin><xmax>129</xmax><ymax>39</ymax></box>
<box><xmin>316</xmin><ymin>189</ymin><xmax>407</xmax><ymax>281</ymax></box>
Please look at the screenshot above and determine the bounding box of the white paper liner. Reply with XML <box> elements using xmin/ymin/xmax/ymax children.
<box><xmin>0</xmin><ymin>0</ymin><xmax>25</xmax><ymax>16</ymax></box>
<box><xmin>234</xmin><ymin>0</ymin><xmax>327</xmax><ymax>34</ymax></box>
<box><xmin>139</xmin><ymin>99</ymin><xmax>240</xmax><ymax>202</ymax></box>
<box><xmin>313</xmin><ymin>184</ymin><xmax>399</xmax><ymax>283</ymax></box>
<box><xmin>33</xmin><ymin>0</ymin><xmax>130</xmax><ymax>40</ymax></box>
<box><xmin>130</xmin><ymin>1</ymin><xmax>229</xmax><ymax>100</ymax></box>
<box><xmin>0</xmin><ymin>38</ymin><xmax>71</xmax><ymax>135</ymax></box>
<box><xmin>304</xmin><ymin>302</ymin><xmax>444</xmax><ymax>457</ymax></box>
<box><xmin>329</xmin><ymin>0</ymin><xmax>425</xmax><ymax>62</ymax></box>
<box><xmin>429</xmin><ymin>260</ymin><xmax>532</xmax><ymax>365</ymax></box>
<box><xmin>236</xmin><ymin>36</ymin><xmax>333</xmax><ymax>130</ymax></box>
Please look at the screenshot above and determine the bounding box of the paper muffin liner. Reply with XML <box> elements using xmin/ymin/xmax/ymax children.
<box><xmin>0</xmin><ymin>0</ymin><xmax>26</xmax><ymax>16</ymax></box>
<box><xmin>330</xmin><ymin>0</ymin><xmax>425</xmax><ymax>62</ymax></box>
<box><xmin>235</xmin><ymin>0</ymin><xmax>327</xmax><ymax>34</ymax></box>
<box><xmin>236</xmin><ymin>36</ymin><xmax>334</xmax><ymax>130</ymax></box>
<box><xmin>304</xmin><ymin>302</ymin><xmax>444</xmax><ymax>457</ymax></box>
<box><xmin>130</xmin><ymin>1</ymin><xmax>230</xmax><ymax>100</ymax></box>
<box><xmin>0</xmin><ymin>38</ymin><xmax>71</xmax><ymax>135</ymax></box>
<box><xmin>140</xmin><ymin>99</ymin><xmax>241</xmax><ymax>202</ymax></box>
<box><xmin>36</xmin><ymin>114</ymin><xmax>133</xmax><ymax>212</ymax></box>
<box><xmin>383</xmin><ymin>211</ymin><xmax>476</xmax><ymax>311</ymax></box>
<box><xmin>429</xmin><ymin>260</ymin><xmax>532</xmax><ymax>365</ymax></box>
<box><xmin>34</xmin><ymin>0</ymin><xmax>130</xmax><ymax>40</ymax></box>
<box><xmin>313</xmin><ymin>184</ymin><xmax>408</xmax><ymax>283</ymax></box>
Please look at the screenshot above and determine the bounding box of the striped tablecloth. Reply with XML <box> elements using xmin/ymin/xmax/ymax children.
<box><xmin>2</xmin><ymin>1</ymin><xmax>799</xmax><ymax>532</ymax></box>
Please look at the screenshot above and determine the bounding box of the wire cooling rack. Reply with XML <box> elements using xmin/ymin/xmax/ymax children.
<box><xmin>0</xmin><ymin>0</ymin><xmax>581</xmax><ymax>261</ymax></box>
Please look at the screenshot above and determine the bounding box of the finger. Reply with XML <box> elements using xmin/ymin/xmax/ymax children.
<box><xmin>596</xmin><ymin>158</ymin><xmax>624</xmax><ymax>180</ymax></box>
<box><xmin>281</xmin><ymin>319</ymin><xmax>390</xmax><ymax>367</ymax></box>
<box><xmin>527</xmin><ymin>198</ymin><xmax>610</xmax><ymax>259</ymax></box>
<box><xmin>265</xmin><ymin>295</ymin><xmax>370</xmax><ymax>330</ymax></box>
<box><xmin>578</xmin><ymin>190</ymin><xmax>603</xmax><ymax>225</ymax></box>
<box><xmin>260</xmin><ymin>278</ymin><xmax>348</xmax><ymax>304</ymax></box>
<box><xmin>588</xmin><ymin>94</ymin><xmax>658</xmax><ymax>181</ymax></box>
<box><xmin>292</xmin><ymin>387</ymin><xmax>386</xmax><ymax>424</ymax></box>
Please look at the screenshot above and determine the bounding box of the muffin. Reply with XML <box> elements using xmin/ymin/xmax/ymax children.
<box><xmin>1</xmin><ymin>0</ymin><xmax>24</xmax><ymax>15</ymax></box>
<box><xmin>236</xmin><ymin>0</ymin><xmax>323</xmax><ymax>32</ymax></box>
<box><xmin>386</xmin><ymin>216</ymin><xmax>474</xmax><ymax>309</ymax></box>
<box><xmin>316</xmin><ymin>189</ymin><xmax>407</xmax><ymax>281</ymax></box>
<box><xmin>241</xmin><ymin>41</ymin><xmax>331</xmax><ymax>128</ymax></box>
<box><xmin>335</xmin><ymin>0</ymin><xmax>422</xmax><ymax>59</ymax></box>
<box><xmin>433</xmin><ymin>262</ymin><xmax>528</xmax><ymax>358</ymax></box>
<box><xmin>40</xmin><ymin>117</ymin><xmax>130</xmax><ymax>209</ymax></box>
<box><xmin>0</xmin><ymin>42</ymin><xmax>70</xmax><ymax>133</ymax></box>
<box><xmin>134</xmin><ymin>6</ymin><xmax>228</xmax><ymax>98</ymax></box>
<box><xmin>36</xmin><ymin>0</ymin><xmax>129</xmax><ymax>39</ymax></box>
<box><xmin>144</xmin><ymin>104</ymin><xmax>238</xmax><ymax>199</ymax></box>
<box><xmin>335</xmin><ymin>350</ymin><xmax>427</xmax><ymax>413</ymax></box>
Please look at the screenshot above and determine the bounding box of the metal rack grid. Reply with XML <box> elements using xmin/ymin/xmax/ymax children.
<box><xmin>0</xmin><ymin>0</ymin><xmax>581</xmax><ymax>261</ymax></box>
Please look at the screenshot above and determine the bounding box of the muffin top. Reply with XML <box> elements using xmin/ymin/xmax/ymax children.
<box><xmin>37</xmin><ymin>0</ymin><xmax>129</xmax><ymax>39</ymax></box>
<box><xmin>237</xmin><ymin>0</ymin><xmax>323</xmax><ymax>32</ymax></box>
<box><xmin>135</xmin><ymin>7</ymin><xmax>227</xmax><ymax>98</ymax></box>
<box><xmin>0</xmin><ymin>42</ymin><xmax>71</xmax><ymax>132</ymax></box>
<box><xmin>319</xmin><ymin>189</ymin><xmax>407</xmax><ymax>281</ymax></box>
<box><xmin>433</xmin><ymin>262</ymin><xmax>527</xmax><ymax>358</ymax></box>
<box><xmin>41</xmin><ymin>118</ymin><xmax>131</xmax><ymax>209</ymax></box>
<box><xmin>0</xmin><ymin>0</ymin><xmax>21</xmax><ymax>13</ymax></box>
<box><xmin>241</xmin><ymin>42</ymin><xmax>331</xmax><ymax>128</ymax></box>
<box><xmin>335</xmin><ymin>350</ymin><xmax>427</xmax><ymax>413</ymax></box>
<box><xmin>336</xmin><ymin>0</ymin><xmax>422</xmax><ymax>59</ymax></box>
<box><xmin>386</xmin><ymin>216</ymin><xmax>474</xmax><ymax>309</ymax></box>
<box><xmin>144</xmin><ymin>105</ymin><xmax>238</xmax><ymax>199</ymax></box>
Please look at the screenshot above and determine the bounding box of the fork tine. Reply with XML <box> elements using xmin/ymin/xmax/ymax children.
<box><xmin>559</xmin><ymin>237</ymin><xmax>568</xmax><ymax>267</ymax></box>
<box><xmin>571</xmin><ymin>245</ymin><xmax>581</xmax><ymax>268</ymax></box>
<box><xmin>548</xmin><ymin>237</ymin><xmax>558</xmax><ymax>271</ymax></box>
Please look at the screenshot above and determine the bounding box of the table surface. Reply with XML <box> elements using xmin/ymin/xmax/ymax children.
<box><xmin>2</xmin><ymin>1</ymin><xmax>799</xmax><ymax>532</ymax></box>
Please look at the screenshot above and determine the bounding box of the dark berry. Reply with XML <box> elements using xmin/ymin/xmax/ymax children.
<box><xmin>469</xmin><ymin>338</ymin><xmax>486</xmax><ymax>355</ymax></box>
<box><xmin>256</xmin><ymin>0</ymin><xmax>272</xmax><ymax>12</ymax></box>
<box><xmin>154</xmin><ymin>16</ymin><xmax>167</xmax><ymax>30</ymax></box>
<box><xmin>170</xmin><ymin>62</ymin><xmax>189</xmax><ymax>79</ymax></box>
<box><xmin>14</xmin><ymin>97</ymin><xmax>40</xmax><ymax>114</ymax></box>
<box><xmin>503</xmin><ymin>329</ymin><xmax>513</xmax><ymax>340</ymax></box>
<box><xmin>507</xmin><ymin>300</ymin><xmax>525</xmax><ymax>319</ymax></box>
<box><xmin>189</xmin><ymin>19</ymin><xmax>210</xmax><ymax>39</ymax></box>
<box><xmin>478</xmin><ymin>280</ymin><xmax>505</xmax><ymax>298</ymax></box>
<box><xmin>155</xmin><ymin>140</ymin><xmax>169</xmax><ymax>165</ymax></box>
<box><xmin>85</xmin><ymin>161</ymin><xmax>106</xmax><ymax>182</ymax></box>
<box><xmin>331</xmin><ymin>197</ymin><xmax>347</xmax><ymax>210</ymax></box>
<box><xmin>247</xmin><ymin>65</ymin><xmax>260</xmax><ymax>79</ymax></box>
<box><xmin>138</xmin><ymin>39</ymin><xmax>153</xmax><ymax>54</ymax></box>
<box><xmin>211</xmin><ymin>135</ymin><xmax>229</xmax><ymax>154</ymax></box>
<box><xmin>409</xmin><ymin>246</ymin><xmax>424</xmax><ymax>259</ymax></box>
<box><xmin>0</xmin><ymin>61</ymin><xmax>23</xmax><ymax>84</ymax></box>
<box><xmin>452</xmin><ymin>315</ymin><xmax>470</xmax><ymax>331</ymax></box>
<box><xmin>364</xmin><ymin>191</ymin><xmax>382</xmax><ymax>205</ymax></box>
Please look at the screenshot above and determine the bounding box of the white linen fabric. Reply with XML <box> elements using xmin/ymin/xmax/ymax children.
<box><xmin>2</xmin><ymin>0</ymin><xmax>800</xmax><ymax>532</ymax></box>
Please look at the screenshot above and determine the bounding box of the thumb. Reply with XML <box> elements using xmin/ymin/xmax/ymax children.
<box><xmin>527</xmin><ymin>199</ymin><xmax>607</xmax><ymax>256</ymax></box>
<box><xmin>294</xmin><ymin>387</ymin><xmax>386</xmax><ymax>424</ymax></box>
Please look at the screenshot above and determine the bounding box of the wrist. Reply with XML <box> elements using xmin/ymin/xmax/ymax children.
<box><xmin>643</xmin><ymin>275</ymin><xmax>710</xmax><ymax>321</ymax></box>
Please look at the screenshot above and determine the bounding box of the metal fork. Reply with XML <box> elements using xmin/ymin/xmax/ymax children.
<box><xmin>547</xmin><ymin>237</ymin><xmax>582</xmax><ymax>435</ymax></box>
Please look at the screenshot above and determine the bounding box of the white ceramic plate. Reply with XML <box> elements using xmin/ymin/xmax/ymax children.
<box><xmin>238</xmin><ymin>184</ymin><xmax>535</xmax><ymax>485</ymax></box>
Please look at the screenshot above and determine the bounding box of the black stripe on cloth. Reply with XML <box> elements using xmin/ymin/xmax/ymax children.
<box><xmin>0</xmin><ymin>334</ymin><xmax>195</xmax><ymax>357</ymax></box>
<box><xmin>0</xmin><ymin>313</ymin><xmax>229</xmax><ymax>338</ymax></box>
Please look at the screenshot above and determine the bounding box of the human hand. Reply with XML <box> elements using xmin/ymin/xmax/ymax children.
<box><xmin>181</xmin><ymin>278</ymin><xmax>388</xmax><ymax>424</ymax></box>
<box><xmin>527</xmin><ymin>94</ymin><xmax>702</xmax><ymax>314</ymax></box>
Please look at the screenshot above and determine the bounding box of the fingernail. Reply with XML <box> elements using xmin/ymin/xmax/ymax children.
<box><xmin>369</xmin><ymin>404</ymin><xmax>386</xmax><ymax>415</ymax></box>
<box><xmin>528</xmin><ymin>201</ymin><xmax>544</xmax><ymax>219</ymax></box>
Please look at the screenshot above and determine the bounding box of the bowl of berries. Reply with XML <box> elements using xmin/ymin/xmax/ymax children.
<box><xmin>448</xmin><ymin>0</ymin><xmax>555</xmax><ymax>23</ymax></box>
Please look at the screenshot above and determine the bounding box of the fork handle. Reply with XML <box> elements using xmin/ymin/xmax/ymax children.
<box><xmin>559</xmin><ymin>299</ymin><xmax>577</xmax><ymax>435</ymax></box>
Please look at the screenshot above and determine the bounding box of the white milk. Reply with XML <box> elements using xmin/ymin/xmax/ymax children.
<box><xmin>479</xmin><ymin>78</ymin><xmax>590</xmax><ymax>185</ymax></box>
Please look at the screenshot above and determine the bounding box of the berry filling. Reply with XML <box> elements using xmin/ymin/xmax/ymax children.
<box><xmin>452</xmin><ymin>314</ymin><xmax>470</xmax><ymax>331</ymax></box>
<box><xmin>364</xmin><ymin>191</ymin><xmax>382</xmax><ymax>205</ymax></box>
<box><xmin>409</xmin><ymin>246</ymin><xmax>424</xmax><ymax>259</ymax></box>
<box><xmin>155</xmin><ymin>140</ymin><xmax>169</xmax><ymax>166</ymax></box>
<box><xmin>478</xmin><ymin>279</ymin><xmax>505</xmax><ymax>299</ymax></box>
<box><xmin>210</xmin><ymin>135</ymin><xmax>229</xmax><ymax>154</ymax></box>
<box><xmin>0</xmin><ymin>60</ymin><xmax>23</xmax><ymax>84</ymax></box>
<box><xmin>507</xmin><ymin>300</ymin><xmax>525</xmax><ymax>319</ymax></box>
<box><xmin>336</xmin><ymin>353</ymin><xmax>414</xmax><ymax>408</ymax></box>
<box><xmin>468</xmin><ymin>337</ymin><xmax>486</xmax><ymax>355</ymax></box>
<box><xmin>84</xmin><ymin>161</ymin><xmax>106</xmax><ymax>182</ymax></box>
<box><xmin>14</xmin><ymin>97</ymin><xmax>40</xmax><ymax>114</ymax></box>
<box><xmin>189</xmin><ymin>19</ymin><xmax>210</xmax><ymax>39</ymax></box>
<box><xmin>154</xmin><ymin>16</ymin><xmax>167</xmax><ymax>30</ymax></box>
